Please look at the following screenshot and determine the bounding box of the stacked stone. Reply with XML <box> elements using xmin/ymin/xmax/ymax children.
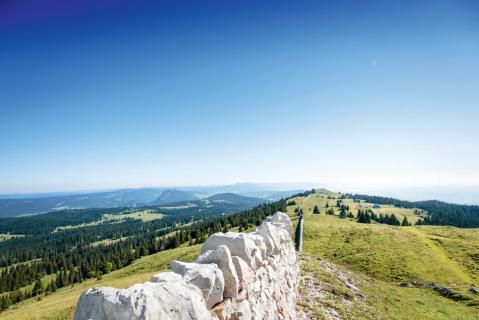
<box><xmin>74</xmin><ymin>212</ymin><xmax>299</xmax><ymax>320</ymax></box>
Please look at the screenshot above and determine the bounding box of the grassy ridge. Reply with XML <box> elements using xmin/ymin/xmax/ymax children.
<box><xmin>289</xmin><ymin>190</ymin><xmax>479</xmax><ymax>319</ymax></box>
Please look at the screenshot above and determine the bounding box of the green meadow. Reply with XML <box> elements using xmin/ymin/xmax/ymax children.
<box><xmin>290</xmin><ymin>190</ymin><xmax>479</xmax><ymax>319</ymax></box>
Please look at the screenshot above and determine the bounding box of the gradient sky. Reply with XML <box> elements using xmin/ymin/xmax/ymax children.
<box><xmin>1</xmin><ymin>0</ymin><xmax>478</xmax><ymax>193</ymax></box>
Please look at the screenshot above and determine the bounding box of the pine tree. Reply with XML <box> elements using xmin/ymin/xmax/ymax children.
<box><xmin>313</xmin><ymin>205</ymin><xmax>320</xmax><ymax>214</ymax></box>
<box><xmin>0</xmin><ymin>295</ymin><xmax>12</xmax><ymax>311</ymax></box>
<box><xmin>402</xmin><ymin>217</ymin><xmax>410</xmax><ymax>226</ymax></box>
<box><xmin>32</xmin><ymin>279</ymin><xmax>43</xmax><ymax>296</ymax></box>
<box><xmin>391</xmin><ymin>214</ymin><xmax>400</xmax><ymax>225</ymax></box>
<box><xmin>50</xmin><ymin>279</ymin><xmax>57</xmax><ymax>292</ymax></box>
<box><xmin>357</xmin><ymin>210</ymin><xmax>371</xmax><ymax>224</ymax></box>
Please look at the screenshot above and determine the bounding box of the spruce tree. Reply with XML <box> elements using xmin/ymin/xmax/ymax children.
<box><xmin>50</xmin><ymin>279</ymin><xmax>57</xmax><ymax>292</ymax></box>
<box><xmin>32</xmin><ymin>279</ymin><xmax>43</xmax><ymax>296</ymax></box>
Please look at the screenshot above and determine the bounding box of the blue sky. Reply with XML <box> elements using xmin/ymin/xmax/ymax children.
<box><xmin>1</xmin><ymin>0</ymin><xmax>478</xmax><ymax>193</ymax></box>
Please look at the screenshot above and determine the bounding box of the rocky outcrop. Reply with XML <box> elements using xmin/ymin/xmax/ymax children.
<box><xmin>74</xmin><ymin>278</ymin><xmax>215</xmax><ymax>320</ymax></box>
<box><xmin>197</xmin><ymin>245</ymin><xmax>240</xmax><ymax>299</ymax></box>
<box><xmin>171</xmin><ymin>261</ymin><xmax>225</xmax><ymax>308</ymax></box>
<box><xmin>74</xmin><ymin>212</ymin><xmax>299</xmax><ymax>320</ymax></box>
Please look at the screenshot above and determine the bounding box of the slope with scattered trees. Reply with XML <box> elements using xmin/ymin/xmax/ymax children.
<box><xmin>345</xmin><ymin>194</ymin><xmax>479</xmax><ymax>228</ymax></box>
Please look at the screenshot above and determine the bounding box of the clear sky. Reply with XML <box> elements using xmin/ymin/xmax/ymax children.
<box><xmin>1</xmin><ymin>0</ymin><xmax>478</xmax><ymax>193</ymax></box>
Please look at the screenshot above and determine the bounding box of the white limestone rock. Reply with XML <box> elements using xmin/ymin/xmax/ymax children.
<box><xmin>202</xmin><ymin>232</ymin><xmax>260</xmax><ymax>269</ymax></box>
<box><xmin>277</xmin><ymin>228</ymin><xmax>292</xmax><ymax>244</ymax></box>
<box><xmin>245</xmin><ymin>233</ymin><xmax>267</xmax><ymax>259</ymax></box>
<box><xmin>150</xmin><ymin>271</ymin><xmax>182</xmax><ymax>283</ymax></box>
<box><xmin>265</xmin><ymin>212</ymin><xmax>294</xmax><ymax>237</ymax></box>
<box><xmin>253</xmin><ymin>222</ymin><xmax>281</xmax><ymax>255</ymax></box>
<box><xmin>232</xmin><ymin>255</ymin><xmax>255</xmax><ymax>292</ymax></box>
<box><xmin>235</xmin><ymin>300</ymin><xmax>252</xmax><ymax>320</ymax></box>
<box><xmin>197</xmin><ymin>245</ymin><xmax>239</xmax><ymax>299</ymax></box>
<box><xmin>171</xmin><ymin>260</ymin><xmax>224</xmax><ymax>308</ymax></box>
<box><xmin>74</xmin><ymin>280</ymin><xmax>214</xmax><ymax>320</ymax></box>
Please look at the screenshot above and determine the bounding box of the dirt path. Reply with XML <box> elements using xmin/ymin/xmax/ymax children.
<box><xmin>297</xmin><ymin>255</ymin><xmax>366</xmax><ymax>320</ymax></box>
<box><xmin>407</xmin><ymin>227</ymin><xmax>473</xmax><ymax>283</ymax></box>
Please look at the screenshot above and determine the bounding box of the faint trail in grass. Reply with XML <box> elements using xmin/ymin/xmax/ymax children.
<box><xmin>407</xmin><ymin>227</ymin><xmax>473</xmax><ymax>284</ymax></box>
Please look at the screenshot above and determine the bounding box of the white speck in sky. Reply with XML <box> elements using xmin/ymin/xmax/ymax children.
<box><xmin>373</xmin><ymin>59</ymin><xmax>376</xmax><ymax>67</ymax></box>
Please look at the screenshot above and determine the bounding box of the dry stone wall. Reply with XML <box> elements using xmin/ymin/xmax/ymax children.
<box><xmin>74</xmin><ymin>212</ymin><xmax>299</xmax><ymax>320</ymax></box>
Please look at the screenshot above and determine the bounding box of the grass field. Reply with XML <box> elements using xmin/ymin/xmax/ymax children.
<box><xmin>103</xmin><ymin>210</ymin><xmax>164</xmax><ymax>222</ymax></box>
<box><xmin>0</xmin><ymin>233</ymin><xmax>23</xmax><ymax>242</ymax></box>
<box><xmin>289</xmin><ymin>189</ymin><xmax>479</xmax><ymax>319</ymax></box>
<box><xmin>54</xmin><ymin>209</ymin><xmax>163</xmax><ymax>232</ymax></box>
<box><xmin>0</xmin><ymin>245</ymin><xmax>200</xmax><ymax>320</ymax></box>
<box><xmin>290</xmin><ymin>189</ymin><xmax>422</xmax><ymax>223</ymax></box>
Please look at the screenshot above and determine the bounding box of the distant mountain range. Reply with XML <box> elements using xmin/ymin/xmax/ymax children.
<box><xmin>0</xmin><ymin>184</ymin><xmax>304</xmax><ymax>217</ymax></box>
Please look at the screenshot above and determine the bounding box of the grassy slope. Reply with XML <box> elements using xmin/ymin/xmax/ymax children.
<box><xmin>0</xmin><ymin>245</ymin><xmax>200</xmax><ymax>320</ymax></box>
<box><xmin>289</xmin><ymin>190</ymin><xmax>479</xmax><ymax>319</ymax></box>
<box><xmin>54</xmin><ymin>210</ymin><xmax>164</xmax><ymax>231</ymax></box>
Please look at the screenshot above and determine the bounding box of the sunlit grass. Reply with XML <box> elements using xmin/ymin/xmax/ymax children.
<box><xmin>292</xmin><ymin>190</ymin><xmax>479</xmax><ymax>319</ymax></box>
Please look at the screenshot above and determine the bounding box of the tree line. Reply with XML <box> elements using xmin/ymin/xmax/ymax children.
<box><xmin>344</xmin><ymin>194</ymin><xmax>479</xmax><ymax>228</ymax></box>
<box><xmin>356</xmin><ymin>209</ymin><xmax>410</xmax><ymax>226</ymax></box>
<box><xmin>309</xmin><ymin>200</ymin><xmax>410</xmax><ymax>226</ymax></box>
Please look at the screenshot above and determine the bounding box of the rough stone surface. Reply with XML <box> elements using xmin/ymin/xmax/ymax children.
<box><xmin>74</xmin><ymin>212</ymin><xmax>299</xmax><ymax>320</ymax></box>
<box><xmin>245</xmin><ymin>233</ymin><xmax>268</xmax><ymax>260</ymax></box>
<box><xmin>171</xmin><ymin>261</ymin><xmax>224</xmax><ymax>308</ymax></box>
<box><xmin>232</xmin><ymin>255</ymin><xmax>255</xmax><ymax>292</ymax></box>
<box><xmin>469</xmin><ymin>286</ymin><xmax>479</xmax><ymax>294</ymax></box>
<box><xmin>197</xmin><ymin>245</ymin><xmax>240</xmax><ymax>299</ymax></box>
<box><xmin>253</xmin><ymin>222</ymin><xmax>281</xmax><ymax>255</ymax></box>
<box><xmin>202</xmin><ymin>232</ymin><xmax>261</xmax><ymax>269</ymax></box>
<box><xmin>150</xmin><ymin>271</ymin><xmax>182</xmax><ymax>283</ymax></box>
<box><xmin>74</xmin><ymin>279</ymin><xmax>215</xmax><ymax>320</ymax></box>
<box><xmin>265</xmin><ymin>211</ymin><xmax>294</xmax><ymax>237</ymax></box>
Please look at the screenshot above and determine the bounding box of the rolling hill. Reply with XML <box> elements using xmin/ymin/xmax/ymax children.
<box><xmin>151</xmin><ymin>189</ymin><xmax>202</xmax><ymax>205</ymax></box>
<box><xmin>206</xmin><ymin>192</ymin><xmax>265</xmax><ymax>206</ymax></box>
<box><xmin>289</xmin><ymin>189</ymin><xmax>479</xmax><ymax>320</ymax></box>
<box><xmin>0</xmin><ymin>188</ymin><xmax>165</xmax><ymax>217</ymax></box>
